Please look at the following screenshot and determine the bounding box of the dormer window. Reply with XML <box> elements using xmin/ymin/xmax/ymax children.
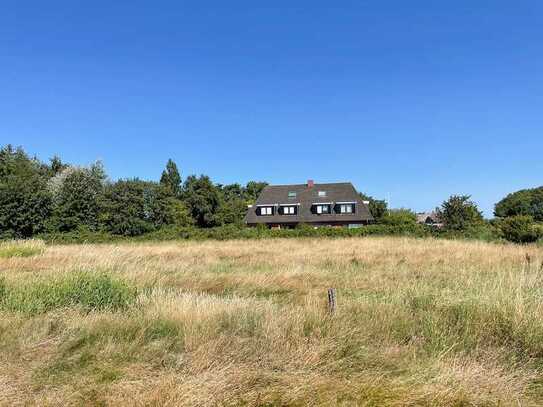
<box><xmin>318</xmin><ymin>191</ymin><xmax>327</xmax><ymax>197</ymax></box>
<box><xmin>314</xmin><ymin>204</ymin><xmax>331</xmax><ymax>214</ymax></box>
<box><xmin>337</xmin><ymin>202</ymin><xmax>355</xmax><ymax>214</ymax></box>
<box><xmin>259</xmin><ymin>206</ymin><xmax>273</xmax><ymax>216</ymax></box>
<box><xmin>282</xmin><ymin>206</ymin><xmax>296</xmax><ymax>215</ymax></box>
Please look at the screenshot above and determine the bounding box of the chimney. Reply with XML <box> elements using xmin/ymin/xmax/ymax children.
<box><xmin>307</xmin><ymin>179</ymin><xmax>314</xmax><ymax>188</ymax></box>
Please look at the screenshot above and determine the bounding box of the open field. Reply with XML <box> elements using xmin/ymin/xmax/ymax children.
<box><xmin>1</xmin><ymin>237</ymin><xmax>543</xmax><ymax>406</ymax></box>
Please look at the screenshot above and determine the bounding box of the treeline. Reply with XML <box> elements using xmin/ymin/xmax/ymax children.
<box><xmin>1</xmin><ymin>145</ymin><xmax>542</xmax><ymax>244</ymax></box>
<box><xmin>368</xmin><ymin>191</ymin><xmax>543</xmax><ymax>244</ymax></box>
<box><xmin>0</xmin><ymin>145</ymin><xmax>267</xmax><ymax>238</ymax></box>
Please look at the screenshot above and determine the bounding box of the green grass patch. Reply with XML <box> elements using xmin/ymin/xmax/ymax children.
<box><xmin>0</xmin><ymin>240</ymin><xmax>45</xmax><ymax>258</ymax></box>
<box><xmin>0</xmin><ymin>272</ymin><xmax>136</xmax><ymax>314</ymax></box>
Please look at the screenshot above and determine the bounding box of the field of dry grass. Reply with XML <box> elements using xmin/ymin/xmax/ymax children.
<box><xmin>1</xmin><ymin>236</ymin><xmax>543</xmax><ymax>406</ymax></box>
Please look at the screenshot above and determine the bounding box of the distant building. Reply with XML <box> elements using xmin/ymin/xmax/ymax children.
<box><xmin>245</xmin><ymin>180</ymin><xmax>373</xmax><ymax>229</ymax></box>
<box><xmin>416</xmin><ymin>211</ymin><xmax>443</xmax><ymax>228</ymax></box>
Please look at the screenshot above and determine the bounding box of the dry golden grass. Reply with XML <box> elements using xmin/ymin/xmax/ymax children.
<box><xmin>1</xmin><ymin>236</ymin><xmax>543</xmax><ymax>406</ymax></box>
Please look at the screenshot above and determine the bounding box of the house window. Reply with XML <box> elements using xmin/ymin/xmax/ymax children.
<box><xmin>282</xmin><ymin>206</ymin><xmax>296</xmax><ymax>215</ymax></box>
<box><xmin>259</xmin><ymin>207</ymin><xmax>273</xmax><ymax>216</ymax></box>
<box><xmin>315</xmin><ymin>204</ymin><xmax>330</xmax><ymax>214</ymax></box>
<box><xmin>318</xmin><ymin>191</ymin><xmax>326</xmax><ymax>197</ymax></box>
<box><xmin>340</xmin><ymin>204</ymin><xmax>353</xmax><ymax>214</ymax></box>
<box><xmin>288</xmin><ymin>191</ymin><xmax>297</xmax><ymax>198</ymax></box>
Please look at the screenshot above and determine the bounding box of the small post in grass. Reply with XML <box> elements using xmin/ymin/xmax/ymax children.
<box><xmin>327</xmin><ymin>288</ymin><xmax>337</xmax><ymax>314</ymax></box>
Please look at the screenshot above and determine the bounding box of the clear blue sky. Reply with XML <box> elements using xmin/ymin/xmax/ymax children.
<box><xmin>2</xmin><ymin>1</ymin><xmax>542</xmax><ymax>216</ymax></box>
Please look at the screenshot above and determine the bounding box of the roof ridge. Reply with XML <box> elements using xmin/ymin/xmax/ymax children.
<box><xmin>265</xmin><ymin>182</ymin><xmax>353</xmax><ymax>188</ymax></box>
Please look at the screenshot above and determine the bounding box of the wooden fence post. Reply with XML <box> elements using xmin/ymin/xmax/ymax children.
<box><xmin>327</xmin><ymin>288</ymin><xmax>337</xmax><ymax>314</ymax></box>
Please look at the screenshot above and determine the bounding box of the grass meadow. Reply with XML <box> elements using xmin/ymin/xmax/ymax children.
<box><xmin>1</xmin><ymin>237</ymin><xmax>543</xmax><ymax>406</ymax></box>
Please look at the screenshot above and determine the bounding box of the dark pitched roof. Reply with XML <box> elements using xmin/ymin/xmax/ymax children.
<box><xmin>245</xmin><ymin>182</ymin><xmax>373</xmax><ymax>224</ymax></box>
<box><xmin>416</xmin><ymin>212</ymin><xmax>441</xmax><ymax>224</ymax></box>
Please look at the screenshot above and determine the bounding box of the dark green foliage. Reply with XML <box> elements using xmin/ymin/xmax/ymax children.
<box><xmin>100</xmin><ymin>175</ymin><xmax>194</xmax><ymax>236</ymax></box>
<box><xmin>100</xmin><ymin>179</ymin><xmax>155</xmax><ymax>236</ymax></box>
<box><xmin>183</xmin><ymin>175</ymin><xmax>222</xmax><ymax>227</ymax></box>
<box><xmin>244</xmin><ymin>181</ymin><xmax>268</xmax><ymax>204</ymax></box>
<box><xmin>435</xmin><ymin>222</ymin><xmax>499</xmax><ymax>242</ymax></box>
<box><xmin>159</xmin><ymin>159</ymin><xmax>182</xmax><ymax>198</ymax></box>
<box><xmin>215</xmin><ymin>197</ymin><xmax>247</xmax><ymax>226</ymax></box>
<box><xmin>3</xmin><ymin>144</ymin><xmax>543</xmax><ymax>246</ymax></box>
<box><xmin>380</xmin><ymin>209</ymin><xmax>417</xmax><ymax>226</ymax></box>
<box><xmin>498</xmin><ymin>215</ymin><xmax>543</xmax><ymax>243</ymax></box>
<box><xmin>437</xmin><ymin>195</ymin><xmax>483</xmax><ymax>231</ymax></box>
<box><xmin>33</xmin><ymin>223</ymin><xmax>429</xmax><ymax>244</ymax></box>
<box><xmin>214</xmin><ymin>183</ymin><xmax>248</xmax><ymax>226</ymax></box>
<box><xmin>495</xmin><ymin>187</ymin><xmax>543</xmax><ymax>221</ymax></box>
<box><xmin>359</xmin><ymin>193</ymin><xmax>387</xmax><ymax>221</ymax></box>
<box><xmin>48</xmin><ymin>163</ymin><xmax>106</xmax><ymax>232</ymax></box>
<box><xmin>0</xmin><ymin>145</ymin><xmax>52</xmax><ymax>238</ymax></box>
<box><xmin>0</xmin><ymin>272</ymin><xmax>136</xmax><ymax>314</ymax></box>
<box><xmin>147</xmin><ymin>185</ymin><xmax>193</xmax><ymax>228</ymax></box>
<box><xmin>221</xmin><ymin>183</ymin><xmax>244</xmax><ymax>201</ymax></box>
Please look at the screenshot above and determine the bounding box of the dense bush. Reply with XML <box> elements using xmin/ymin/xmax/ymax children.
<box><xmin>359</xmin><ymin>193</ymin><xmax>388</xmax><ymax>221</ymax></box>
<box><xmin>495</xmin><ymin>186</ymin><xmax>543</xmax><ymax>221</ymax></box>
<box><xmin>0</xmin><ymin>145</ymin><xmax>270</xmax><ymax>238</ymax></box>
<box><xmin>380</xmin><ymin>209</ymin><xmax>417</xmax><ymax>226</ymax></box>
<box><xmin>47</xmin><ymin>162</ymin><xmax>106</xmax><ymax>232</ymax></box>
<box><xmin>37</xmin><ymin>223</ymin><xmax>434</xmax><ymax>244</ymax></box>
<box><xmin>498</xmin><ymin>215</ymin><xmax>543</xmax><ymax>243</ymax></box>
<box><xmin>434</xmin><ymin>222</ymin><xmax>500</xmax><ymax>242</ymax></box>
<box><xmin>3</xmin><ymin>144</ymin><xmax>543</xmax><ymax>246</ymax></box>
<box><xmin>100</xmin><ymin>179</ymin><xmax>156</xmax><ymax>236</ymax></box>
<box><xmin>437</xmin><ymin>195</ymin><xmax>484</xmax><ymax>231</ymax></box>
<box><xmin>0</xmin><ymin>146</ymin><xmax>52</xmax><ymax>238</ymax></box>
<box><xmin>182</xmin><ymin>175</ymin><xmax>222</xmax><ymax>227</ymax></box>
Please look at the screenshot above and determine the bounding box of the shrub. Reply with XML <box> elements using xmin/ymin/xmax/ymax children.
<box><xmin>495</xmin><ymin>186</ymin><xmax>543</xmax><ymax>221</ymax></box>
<box><xmin>437</xmin><ymin>195</ymin><xmax>484</xmax><ymax>231</ymax></box>
<box><xmin>380</xmin><ymin>209</ymin><xmax>417</xmax><ymax>226</ymax></box>
<box><xmin>0</xmin><ymin>145</ymin><xmax>52</xmax><ymax>238</ymax></box>
<box><xmin>47</xmin><ymin>163</ymin><xmax>106</xmax><ymax>232</ymax></box>
<box><xmin>0</xmin><ymin>272</ymin><xmax>136</xmax><ymax>314</ymax></box>
<box><xmin>435</xmin><ymin>222</ymin><xmax>500</xmax><ymax>242</ymax></box>
<box><xmin>99</xmin><ymin>179</ymin><xmax>156</xmax><ymax>236</ymax></box>
<box><xmin>36</xmin><ymin>223</ymin><xmax>438</xmax><ymax>243</ymax></box>
<box><xmin>499</xmin><ymin>215</ymin><xmax>542</xmax><ymax>243</ymax></box>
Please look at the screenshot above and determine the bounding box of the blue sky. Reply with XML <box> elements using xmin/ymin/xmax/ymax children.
<box><xmin>2</xmin><ymin>1</ymin><xmax>542</xmax><ymax>216</ymax></box>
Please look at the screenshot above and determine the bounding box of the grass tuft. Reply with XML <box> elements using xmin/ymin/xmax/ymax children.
<box><xmin>0</xmin><ymin>239</ymin><xmax>45</xmax><ymax>258</ymax></box>
<box><xmin>0</xmin><ymin>272</ymin><xmax>136</xmax><ymax>314</ymax></box>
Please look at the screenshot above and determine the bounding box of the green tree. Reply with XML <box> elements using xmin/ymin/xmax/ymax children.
<box><xmin>221</xmin><ymin>183</ymin><xmax>244</xmax><ymax>201</ymax></box>
<box><xmin>381</xmin><ymin>208</ymin><xmax>417</xmax><ymax>226</ymax></box>
<box><xmin>0</xmin><ymin>145</ymin><xmax>52</xmax><ymax>238</ymax></box>
<box><xmin>244</xmin><ymin>181</ymin><xmax>268</xmax><ymax>203</ymax></box>
<box><xmin>437</xmin><ymin>195</ymin><xmax>483</xmax><ymax>231</ymax></box>
<box><xmin>359</xmin><ymin>193</ymin><xmax>388</xmax><ymax>221</ymax></box>
<box><xmin>147</xmin><ymin>185</ymin><xmax>193</xmax><ymax>228</ymax></box>
<box><xmin>100</xmin><ymin>179</ymin><xmax>155</xmax><ymax>236</ymax></box>
<box><xmin>49</xmin><ymin>155</ymin><xmax>68</xmax><ymax>176</ymax></box>
<box><xmin>495</xmin><ymin>187</ymin><xmax>543</xmax><ymax>221</ymax></box>
<box><xmin>183</xmin><ymin>175</ymin><xmax>221</xmax><ymax>227</ymax></box>
<box><xmin>499</xmin><ymin>215</ymin><xmax>541</xmax><ymax>243</ymax></box>
<box><xmin>214</xmin><ymin>184</ymin><xmax>248</xmax><ymax>226</ymax></box>
<box><xmin>48</xmin><ymin>162</ymin><xmax>106</xmax><ymax>232</ymax></box>
<box><xmin>160</xmin><ymin>159</ymin><xmax>182</xmax><ymax>198</ymax></box>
